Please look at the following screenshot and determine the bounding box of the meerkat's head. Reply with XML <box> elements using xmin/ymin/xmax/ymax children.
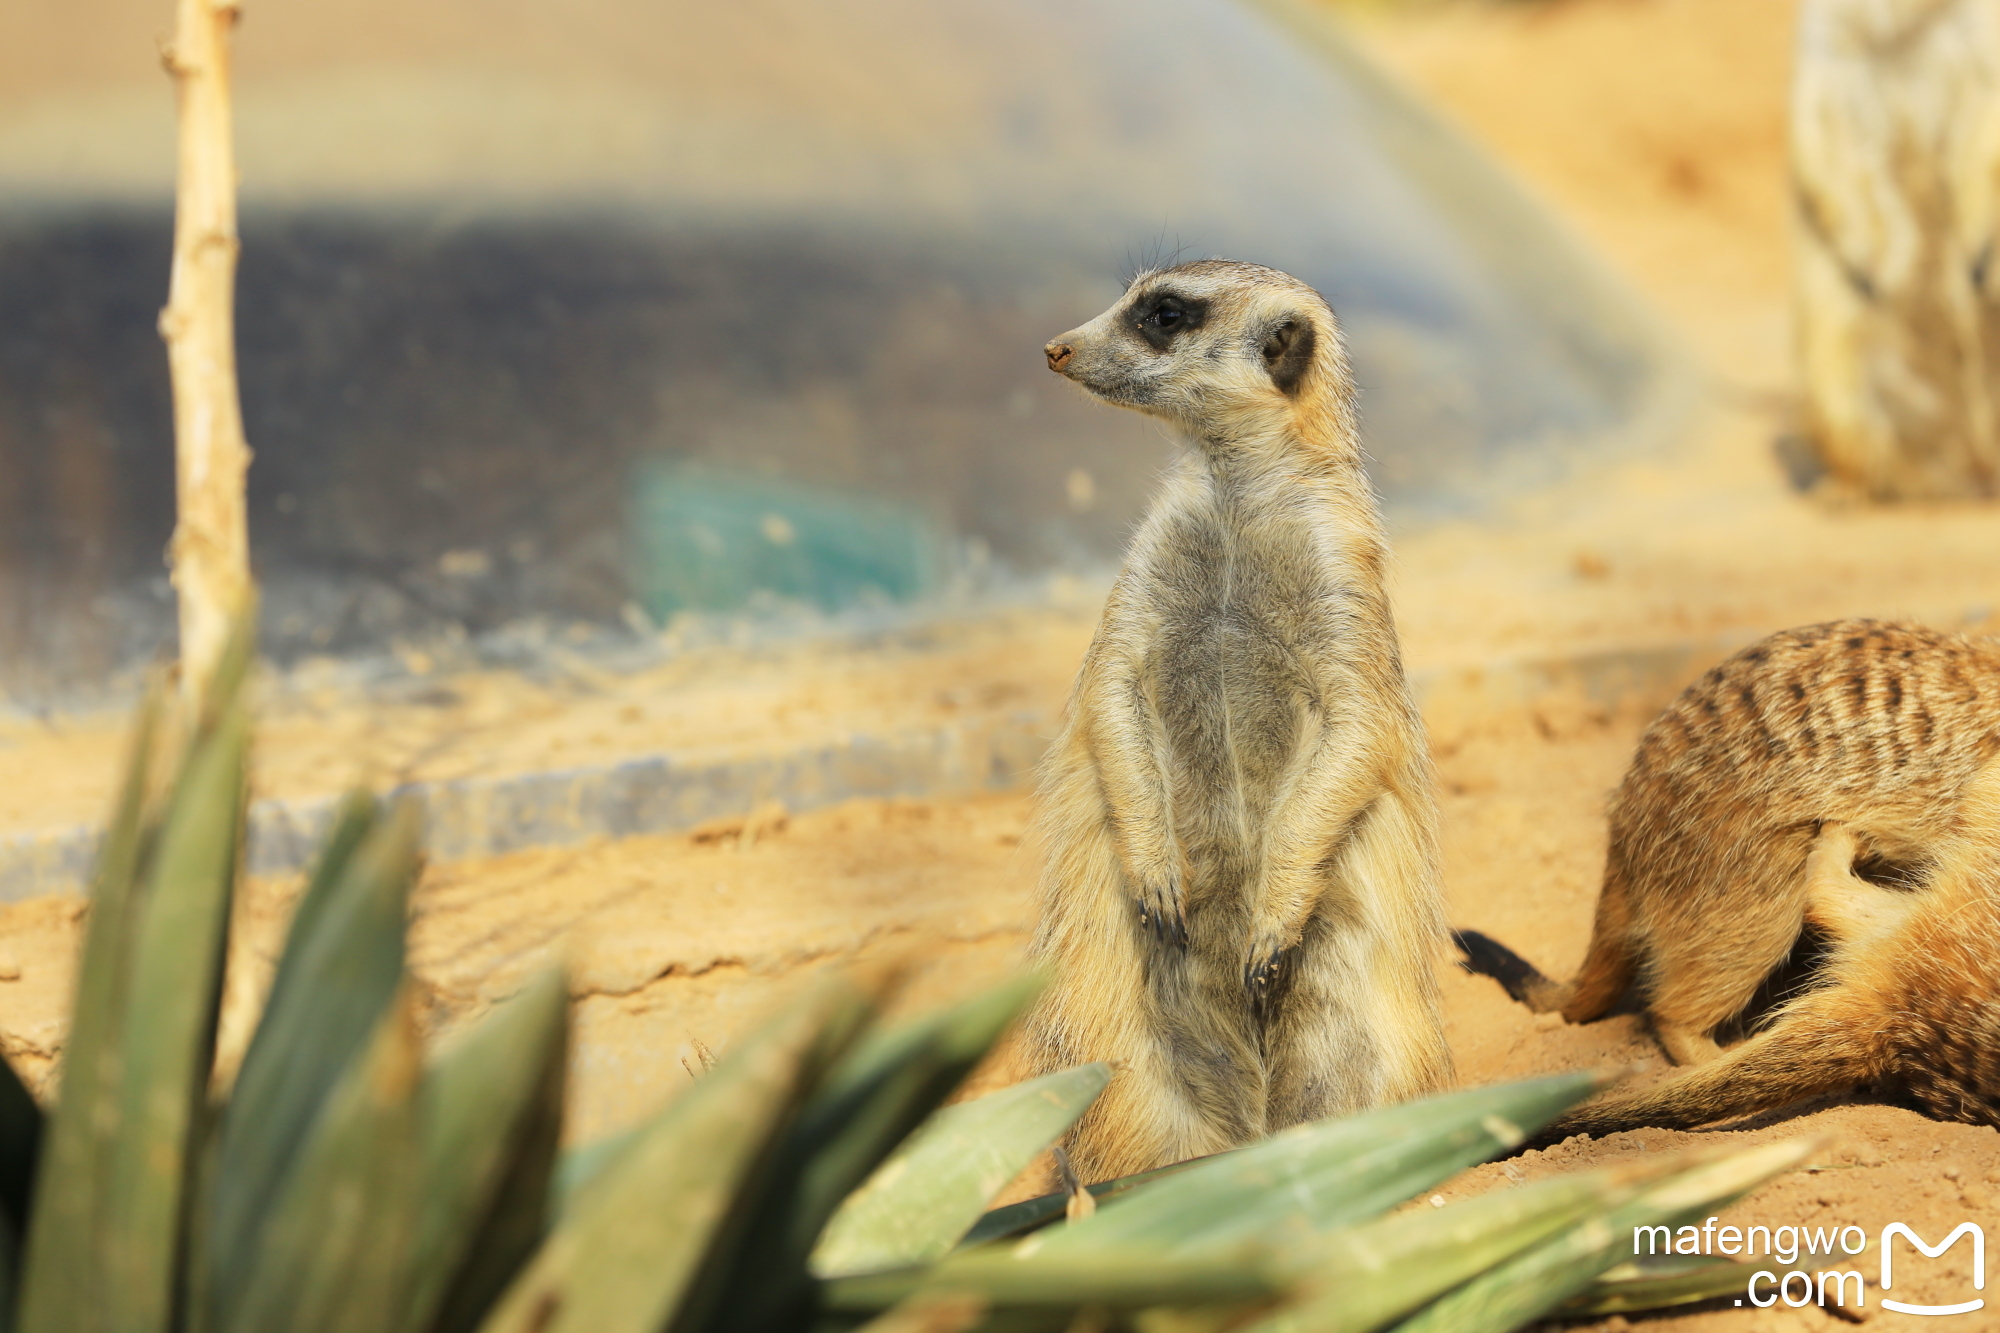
<box><xmin>1042</xmin><ymin>259</ymin><xmax>1350</xmax><ymax>445</ymax></box>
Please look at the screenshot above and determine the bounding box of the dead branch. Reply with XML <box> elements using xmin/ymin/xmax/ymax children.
<box><xmin>160</xmin><ymin>0</ymin><xmax>253</xmax><ymax>700</ymax></box>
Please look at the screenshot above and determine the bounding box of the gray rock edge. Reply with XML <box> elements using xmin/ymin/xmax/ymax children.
<box><xmin>0</xmin><ymin>633</ymin><xmax>1757</xmax><ymax>902</ymax></box>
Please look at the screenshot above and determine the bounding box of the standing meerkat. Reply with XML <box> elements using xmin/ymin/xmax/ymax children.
<box><xmin>1023</xmin><ymin>259</ymin><xmax>1451</xmax><ymax>1183</ymax></box>
<box><xmin>1458</xmin><ymin>619</ymin><xmax>2000</xmax><ymax>1068</ymax></box>
<box><xmin>1549</xmin><ymin>758</ymin><xmax>2000</xmax><ymax>1137</ymax></box>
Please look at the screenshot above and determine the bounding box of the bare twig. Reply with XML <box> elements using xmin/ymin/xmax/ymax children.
<box><xmin>160</xmin><ymin>0</ymin><xmax>252</xmax><ymax>701</ymax></box>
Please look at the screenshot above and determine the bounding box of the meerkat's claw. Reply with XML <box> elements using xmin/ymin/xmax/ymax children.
<box><xmin>1134</xmin><ymin>896</ymin><xmax>1189</xmax><ymax>948</ymax></box>
<box><xmin>1245</xmin><ymin>947</ymin><xmax>1292</xmax><ymax>1027</ymax></box>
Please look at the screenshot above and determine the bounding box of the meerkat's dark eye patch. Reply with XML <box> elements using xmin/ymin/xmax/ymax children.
<box><xmin>1134</xmin><ymin>293</ymin><xmax>1208</xmax><ymax>350</ymax></box>
<box><xmin>1261</xmin><ymin>317</ymin><xmax>1315</xmax><ymax>396</ymax></box>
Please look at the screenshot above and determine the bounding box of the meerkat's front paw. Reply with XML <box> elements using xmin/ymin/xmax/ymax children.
<box><xmin>1133</xmin><ymin>886</ymin><xmax>1188</xmax><ymax>948</ymax></box>
<box><xmin>1244</xmin><ymin>944</ymin><xmax>1295</xmax><ymax>1028</ymax></box>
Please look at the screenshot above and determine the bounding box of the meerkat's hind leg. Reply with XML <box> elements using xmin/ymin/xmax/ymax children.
<box><xmin>1640</xmin><ymin>827</ymin><xmax>1821</xmax><ymax>1066</ymax></box>
<box><xmin>1802</xmin><ymin>821</ymin><xmax>1923</xmax><ymax>946</ymax></box>
<box><xmin>1545</xmin><ymin>983</ymin><xmax>1879</xmax><ymax>1140</ymax></box>
<box><xmin>1652</xmin><ymin>1021</ymin><xmax>1725</xmax><ymax>1067</ymax></box>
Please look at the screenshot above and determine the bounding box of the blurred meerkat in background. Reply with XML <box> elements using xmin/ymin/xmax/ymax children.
<box><xmin>1789</xmin><ymin>0</ymin><xmax>2000</xmax><ymax>499</ymax></box>
<box><xmin>1459</xmin><ymin>619</ymin><xmax>2000</xmax><ymax>1068</ymax></box>
<box><xmin>1024</xmin><ymin>259</ymin><xmax>1451</xmax><ymax>1183</ymax></box>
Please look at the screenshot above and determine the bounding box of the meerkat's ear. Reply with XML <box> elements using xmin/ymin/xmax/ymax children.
<box><xmin>1261</xmin><ymin>317</ymin><xmax>1315</xmax><ymax>396</ymax></box>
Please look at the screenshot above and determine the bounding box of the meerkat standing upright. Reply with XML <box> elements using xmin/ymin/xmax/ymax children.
<box><xmin>1023</xmin><ymin>260</ymin><xmax>1451</xmax><ymax>1183</ymax></box>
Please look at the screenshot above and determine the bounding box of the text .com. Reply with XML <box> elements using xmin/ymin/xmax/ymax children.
<box><xmin>1634</xmin><ymin>1219</ymin><xmax>1986</xmax><ymax>1315</ymax></box>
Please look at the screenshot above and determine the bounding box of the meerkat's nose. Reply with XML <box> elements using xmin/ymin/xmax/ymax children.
<box><xmin>1045</xmin><ymin>341</ymin><xmax>1075</xmax><ymax>373</ymax></box>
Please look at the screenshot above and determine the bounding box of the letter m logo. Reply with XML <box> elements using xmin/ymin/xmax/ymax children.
<box><xmin>1632</xmin><ymin>1226</ymin><xmax>1672</xmax><ymax>1256</ymax></box>
<box><xmin>1882</xmin><ymin>1223</ymin><xmax>1986</xmax><ymax>1316</ymax></box>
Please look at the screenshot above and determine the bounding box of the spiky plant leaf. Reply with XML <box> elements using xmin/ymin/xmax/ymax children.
<box><xmin>829</xmin><ymin>1125</ymin><xmax>1675</xmax><ymax>1323</ymax></box>
<box><xmin>679</xmin><ymin>974</ymin><xmax>1042</xmax><ymax>1333</ymax></box>
<box><xmin>849</xmin><ymin>1291</ymin><xmax>990</xmax><ymax>1333</ymax></box>
<box><xmin>476</xmin><ymin>980</ymin><xmax>869</xmax><ymax>1333</ymax></box>
<box><xmin>1556</xmin><ymin>1215</ymin><xmax>1861</xmax><ymax>1316</ymax></box>
<box><xmin>15</xmin><ymin>682</ymin><xmax>165</xmax><ymax>1333</ymax></box>
<box><xmin>1557</xmin><ymin>1254</ymin><xmax>1814</xmax><ymax>1317</ymax></box>
<box><xmin>0</xmin><ymin>1051</ymin><xmax>40</xmax><ymax>1256</ymax></box>
<box><xmin>548</xmin><ymin>1127</ymin><xmax>635</xmax><ymax>1217</ymax></box>
<box><xmin>265</xmin><ymin>790</ymin><xmax>380</xmax><ymax>1007</ymax></box>
<box><xmin>825</xmin><ymin>1246</ymin><xmax>1288</xmax><ymax>1312</ymax></box>
<box><xmin>203</xmin><ymin>799</ymin><xmax>419</xmax><ymax>1330</ymax></box>
<box><xmin>105</xmin><ymin>693</ymin><xmax>251</xmax><ymax>1331</ymax></box>
<box><xmin>1035</xmin><ymin>1071</ymin><xmax>1610</xmax><ymax>1257</ymax></box>
<box><xmin>813</xmin><ymin>1062</ymin><xmax>1111</xmax><ymax>1279</ymax></box>
<box><xmin>1391</xmin><ymin>1137</ymin><xmax>1819</xmax><ymax>1333</ymax></box>
<box><xmin>1239</xmin><ymin>1153</ymin><xmax>1709</xmax><ymax>1333</ymax></box>
<box><xmin>219</xmin><ymin>986</ymin><xmax>424</xmax><ymax>1333</ymax></box>
<box><xmin>411</xmin><ymin>968</ymin><xmax>569</xmax><ymax>1333</ymax></box>
<box><xmin>956</xmin><ymin>1158</ymin><xmax>1205</xmax><ymax>1249</ymax></box>
<box><xmin>20</xmin><ymin>633</ymin><xmax>253</xmax><ymax>1333</ymax></box>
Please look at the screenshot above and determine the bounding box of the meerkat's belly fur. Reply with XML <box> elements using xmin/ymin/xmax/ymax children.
<box><xmin>1464</xmin><ymin>619</ymin><xmax>2000</xmax><ymax>1071</ymax></box>
<box><xmin>1026</xmin><ymin>260</ymin><xmax>1450</xmax><ymax>1182</ymax></box>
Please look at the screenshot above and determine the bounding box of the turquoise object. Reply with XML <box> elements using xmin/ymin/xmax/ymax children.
<box><xmin>630</xmin><ymin>465</ymin><xmax>939</xmax><ymax>619</ymax></box>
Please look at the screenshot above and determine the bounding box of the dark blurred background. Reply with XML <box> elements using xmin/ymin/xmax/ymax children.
<box><xmin>0</xmin><ymin>0</ymin><xmax>1683</xmax><ymax>700</ymax></box>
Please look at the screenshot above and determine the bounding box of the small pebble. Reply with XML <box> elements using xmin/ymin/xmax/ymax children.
<box><xmin>1428</xmin><ymin>1194</ymin><xmax>1446</xmax><ymax>1208</ymax></box>
<box><xmin>0</xmin><ymin>949</ymin><xmax>22</xmax><ymax>982</ymax></box>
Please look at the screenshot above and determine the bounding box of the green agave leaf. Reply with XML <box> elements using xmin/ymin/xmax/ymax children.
<box><xmin>1038</xmin><ymin>1071</ymin><xmax>1610</xmax><ymax>1257</ymax></box>
<box><xmin>221</xmin><ymin>988</ymin><xmax>425</xmax><ymax>1333</ymax></box>
<box><xmin>476</xmin><ymin>979</ymin><xmax>868</xmax><ymax>1333</ymax></box>
<box><xmin>956</xmin><ymin>1158</ymin><xmax>1205</xmax><ymax>1250</ymax></box>
<box><xmin>1241</xmin><ymin>1152</ymin><xmax>1705</xmax><ymax>1333</ymax></box>
<box><xmin>103</xmin><ymin>692</ymin><xmax>252</xmax><ymax>1333</ymax></box>
<box><xmin>1557</xmin><ymin>1254</ymin><xmax>1810</xmax><ymax>1317</ymax></box>
<box><xmin>410</xmin><ymin>968</ymin><xmax>570</xmax><ymax>1333</ymax></box>
<box><xmin>18</xmin><ymin>662</ymin><xmax>253</xmax><ymax>1333</ymax></box>
<box><xmin>848</xmin><ymin>1291</ymin><xmax>991</xmax><ymax>1333</ymax></box>
<box><xmin>265</xmin><ymin>790</ymin><xmax>381</xmax><ymax>1013</ymax></box>
<box><xmin>813</xmin><ymin>1062</ymin><xmax>1112</xmax><ymax>1278</ymax></box>
<box><xmin>16</xmin><ymin>682</ymin><xmax>165</xmax><ymax>1333</ymax></box>
<box><xmin>825</xmin><ymin>1246</ymin><xmax>1287</xmax><ymax>1312</ymax></box>
<box><xmin>549</xmin><ymin>1125</ymin><xmax>637</xmax><ymax>1216</ymax></box>
<box><xmin>203</xmin><ymin>799</ymin><xmax>419</xmax><ymax>1329</ymax></box>
<box><xmin>679</xmin><ymin>974</ymin><xmax>1043</xmax><ymax>1333</ymax></box>
<box><xmin>0</xmin><ymin>1048</ymin><xmax>41</xmax><ymax>1320</ymax></box>
<box><xmin>1390</xmin><ymin>1136</ymin><xmax>1819</xmax><ymax>1333</ymax></box>
<box><xmin>1556</xmin><ymin>1216</ymin><xmax>1862</xmax><ymax>1317</ymax></box>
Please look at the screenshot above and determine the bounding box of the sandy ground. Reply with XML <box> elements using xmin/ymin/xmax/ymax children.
<box><xmin>3</xmin><ymin>0</ymin><xmax>2000</xmax><ymax>1326</ymax></box>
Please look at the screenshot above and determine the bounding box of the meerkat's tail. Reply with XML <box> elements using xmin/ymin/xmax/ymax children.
<box><xmin>1451</xmin><ymin>927</ymin><xmax>1613</xmax><ymax>1016</ymax></box>
<box><xmin>1457</xmin><ymin>861</ymin><xmax>1640</xmax><ymax>1019</ymax></box>
<box><xmin>1452</xmin><ymin>930</ymin><xmax>1560</xmax><ymax>1007</ymax></box>
<box><xmin>1540</xmin><ymin>996</ymin><xmax>1875</xmax><ymax>1141</ymax></box>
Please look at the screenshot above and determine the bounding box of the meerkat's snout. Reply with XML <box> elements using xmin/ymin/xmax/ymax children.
<box><xmin>1045</xmin><ymin>339</ymin><xmax>1076</xmax><ymax>373</ymax></box>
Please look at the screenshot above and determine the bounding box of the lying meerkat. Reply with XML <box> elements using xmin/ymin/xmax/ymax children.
<box><xmin>1458</xmin><ymin>619</ymin><xmax>2000</xmax><ymax>1067</ymax></box>
<box><xmin>1550</xmin><ymin>757</ymin><xmax>2000</xmax><ymax>1137</ymax></box>
<box><xmin>1023</xmin><ymin>259</ymin><xmax>1451</xmax><ymax>1182</ymax></box>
